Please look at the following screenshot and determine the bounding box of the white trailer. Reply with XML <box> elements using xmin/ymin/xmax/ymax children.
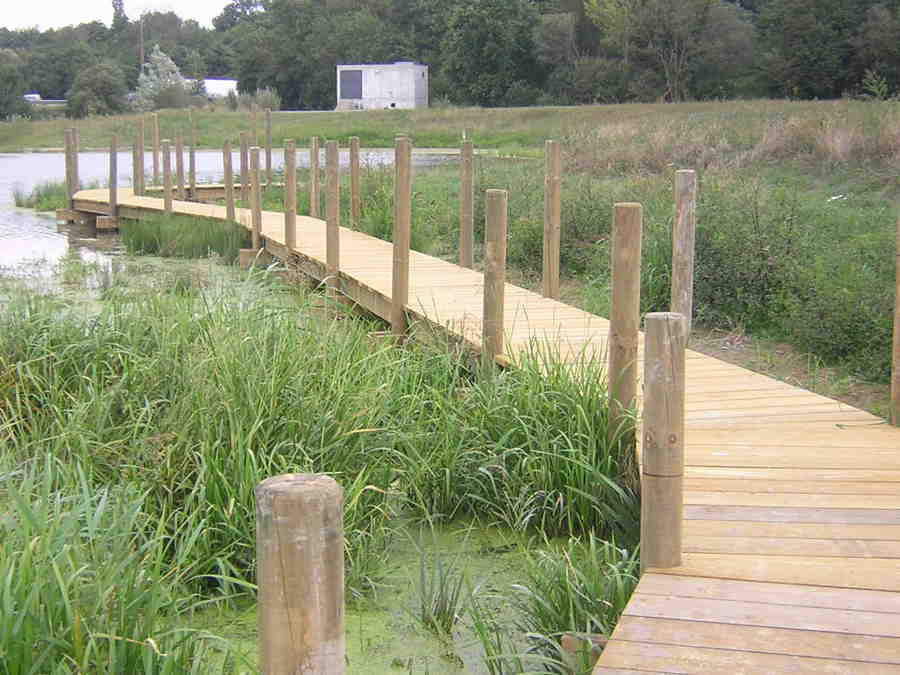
<box><xmin>336</xmin><ymin>62</ymin><xmax>428</xmax><ymax>111</ymax></box>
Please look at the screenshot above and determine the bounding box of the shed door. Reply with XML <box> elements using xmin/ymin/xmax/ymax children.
<box><xmin>340</xmin><ymin>70</ymin><xmax>363</xmax><ymax>99</ymax></box>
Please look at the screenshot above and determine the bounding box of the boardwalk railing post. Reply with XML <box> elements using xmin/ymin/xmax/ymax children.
<box><xmin>136</xmin><ymin>116</ymin><xmax>145</xmax><ymax>196</ymax></box>
<box><xmin>392</xmin><ymin>136</ymin><xmax>412</xmax><ymax>339</ymax></box>
<box><xmin>109</xmin><ymin>134</ymin><xmax>118</xmax><ymax>220</ymax></box>
<box><xmin>460</xmin><ymin>139</ymin><xmax>474</xmax><ymax>269</ymax></box>
<box><xmin>672</xmin><ymin>170</ymin><xmax>697</xmax><ymax>338</ymax></box>
<box><xmin>482</xmin><ymin>189</ymin><xmax>508</xmax><ymax>369</ymax></box>
<box><xmin>609</xmin><ymin>203</ymin><xmax>643</xmax><ymax>442</ymax></box>
<box><xmin>240</xmin><ymin>132</ymin><xmax>250</xmax><ymax>204</ymax></box>
<box><xmin>265</xmin><ymin>108</ymin><xmax>273</xmax><ymax>186</ymax></box>
<box><xmin>310</xmin><ymin>136</ymin><xmax>321</xmax><ymax>218</ymax></box>
<box><xmin>250</xmin><ymin>146</ymin><xmax>262</xmax><ymax>250</ymax></box>
<box><xmin>893</xmin><ymin>216</ymin><xmax>900</xmax><ymax>426</ymax></box>
<box><xmin>542</xmin><ymin>139</ymin><xmax>562</xmax><ymax>299</ymax></box>
<box><xmin>152</xmin><ymin>113</ymin><xmax>160</xmax><ymax>186</ymax></box>
<box><xmin>350</xmin><ymin>136</ymin><xmax>361</xmax><ymax>229</ymax></box>
<box><xmin>223</xmin><ymin>140</ymin><xmax>236</xmax><ymax>222</ymax></box>
<box><xmin>252</xmin><ymin>106</ymin><xmax>259</xmax><ymax>146</ymax></box>
<box><xmin>326</xmin><ymin>140</ymin><xmax>341</xmax><ymax>302</ymax></box>
<box><xmin>175</xmin><ymin>132</ymin><xmax>185</xmax><ymax>200</ymax></box>
<box><xmin>65</xmin><ymin>128</ymin><xmax>76</xmax><ymax>209</ymax></box>
<box><xmin>256</xmin><ymin>474</ymin><xmax>345</xmax><ymax>675</ymax></box>
<box><xmin>641</xmin><ymin>312</ymin><xmax>686</xmax><ymax>571</ymax></box>
<box><xmin>189</xmin><ymin>121</ymin><xmax>197</xmax><ymax>200</ymax></box>
<box><xmin>285</xmin><ymin>139</ymin><xmax>297</xmax><ymax>251</ymax></box>
<box><xmin>162</xmin><ymin>139</ymin><xmax>173</xmax><ymax>214</ymax></box>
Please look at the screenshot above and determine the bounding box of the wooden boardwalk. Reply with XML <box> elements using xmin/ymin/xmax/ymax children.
<box><xmin>73</xmin><ymin>189</ymin><xmax>900</xmax><ymax>673</ymax></box>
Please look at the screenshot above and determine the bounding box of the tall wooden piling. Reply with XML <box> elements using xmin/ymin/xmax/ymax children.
<box><xmin>326</xmin><ymin>140</ymin><xmax>341</xmax><ymax>299</ymax></box>
<box><xmin>893</xmin><ymin>216</ymin><xmax>900</xmax><ymax>426</ymax></box>
<box><xmin>189</xmin><ymin>122</ymin><xmax>197</xmax><ymax>199</ymax></box>
<box><xmin>256</xmin><ymin>474</ymin><xmax>345</xmax><ymax>675</ymax></box>
<box><xmin>240</xmin><ymin>132</ymin><xmax>250</xmax><ymax>204</ymax></box>
<box><xmin>350</xmin><ymin>136</ymin><xmax>361</xmax><ymax>229</ymax></box>
<box><xmin>136</xmin><ymin>116</ymin><xmax>146</xmax><ymax>196</ymax></box>
<box><xmin>672</xmin><ymin>170</ymin><xmax>697</xmax><ymax>338</ymax></box>
<box><xmin>265</xmin><ymin>108</ymin><xmax>273</xmax><ymax>185</ymax></box>
<box><xmin>542</xmin><ymin>140</ymin><xmax>562</xmax><ymax>299</ymax></box>
<box><xmin>162</xmin><ymin>139</ymin><xmax>173</xmax><ymax>213</ymax></box>
<box><xmin>285</xmin><ymin>140</ymin><xmax>297</xmax><ymax>251</ymax></box>
<box><xmin>72</xmin><ymin>127</ymin><xmax>80</xmax><ymax>198</ymax></box>
<box><xmin>175</xmin><ymin>133</ymin><xmax>185</xmax><ymax>200</ymax></box>
<box><xmin>252</xmin><ymin>106</ymin><xmax>259</xmax><ymax>146</ymax></box>
<box><xmin>65</xmin><ymin>128</ymin><xmax>76</xmax><ymax>208</ymax></box>
<box><xmin>310</xmin><ymin>136</ymin><xmax>321</xmax><ymax>218</ymax></box>
<box><xmin>223</xmin><ymin>141</ymin><xmax>235</xmax><ymax>222</ymax></box>
<box><xmin>108</xmin><ymin>135</ymin><xmax>118</xmax><ymax>219</ymax></box>
<box><xmin>459</xmin><ymin>139</ymin><xmax>474</xmax><ymax>269</ymax></box>
<box><xmin>641</xmin><ymin>312</ymin><xmax>686</xmax><ymax>570</ymax></box>
<box><xmin>391</xmin><ymin>137</ymin><xmax>412</xmax><ymax>339</ymax></box>
<box><xmin>152</xmin><ymin>113</ymin><xmax>160</xmax><ymax>185</ymax></box>
<box><xmin>608</xmin><ymin>203</ymin><xmax>643</xmax><ymax>440</ymax></box>
<box><xmin>250</xmin><ymin>147</ymin><xmax>262</xmax><ymax>250</ymax></box>
<box><xmin>482</xmin><ymin>189</ymin><xmax>508</xmax><ymax>369</ymax></box>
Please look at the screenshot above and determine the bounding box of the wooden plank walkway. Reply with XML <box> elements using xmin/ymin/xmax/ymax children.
<box><xmin>74</xmin><ymin>188</ymin><xmax>900</xmax><ymax>673</ymax></box>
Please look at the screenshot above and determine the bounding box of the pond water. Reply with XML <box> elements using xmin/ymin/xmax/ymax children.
<box><xmin>0</xmin><ymin>149</ymin><xmax>455</xmax><ymax>276</ymax></box>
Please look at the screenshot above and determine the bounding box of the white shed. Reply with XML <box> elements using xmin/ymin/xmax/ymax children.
<box><xmin>336</xmin><ymin>62</ymin><xmax>428</xmax><ymax>111</ymax></box>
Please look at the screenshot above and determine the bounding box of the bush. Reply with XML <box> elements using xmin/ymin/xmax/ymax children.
<box><xmin>66</xmin><ymin>62</ymin><xmax>128</xmax><ymax>118</ymax></box>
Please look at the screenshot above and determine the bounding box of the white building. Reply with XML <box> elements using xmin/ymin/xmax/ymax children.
<box><xmin>336</xmin><ymin>62</ymin><xmax>428</xmax><ymax>111</ymax></box>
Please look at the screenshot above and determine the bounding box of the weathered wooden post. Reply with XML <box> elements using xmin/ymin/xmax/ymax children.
<box><xmin>893</xmin><ymin>216</ymin><xmax>900</xmax><ymax>426</ymax></box>
<box><xmin>252</xmin><ymin>105</ymin><xmax>259</xmax><ymax>146</ymax></box>
<box><xmin>350</xmin><ymin>136</ymin><xmax>361</xmax><ymax>229</ymax></box>
<box><xmin>265</xmin><ymin>108</ymin><xmax>273</xmax><ymax>185</ymax></box>
<box><xmin>240</xmin><ymin>131</ymin><xmax>250</xmax><ymax>204</ymax></box>
<box><xmin>72</xmin><ymin>126</ymin><xmax>81</xmax><ymax>198</ymax></box>
<box><xmin>543</xmin><ymin>139</ymin><xmax>562</xmax><ymax>299</ymax></box>
<box><xmin>250</xmin><ymin>146</ymin><xmax>262</xmax><ymax>250</ymax></box>
<box><xmin>672</xmin><ymin>170</ymin><xmax>697</xmax><ymax>338</ymax></box>
<box><xmin>152</xmin><ymin>113</ymin><xmax>160</xmax><ymax>186</ymax></box>
<box><xmin>256</xmin><ymin>474</ymin><xmax>345</xmax><ymax>675</ymax></box>
<box><xmin>175</xmin><ymin>133</ymin><xmax>185</xmax><ymax>200</ymax></box>
<box><xmin>223</xmin><ymin>141</ymin><xmax>236</xmax><ymax>222</ymax></box>
<box><xmin>310</xmin><ymin>136</ymin><xmax>321</xmax><ymax>218</ymax></box>
<box><xmin>136</xmin><ymin>115</ymin><xmax>145</xmax><ymax>196</ymax></box>
<box><xmin>326</xmin><ymin>140</ymin><xmax>341</xmax><ymax>301</ymax></box>
<box><xmin>162</xmin><ymin>139</ymin><xmax>173</xmax><ymax>213</ymax></box>
<box><xmin>608</xmin><ymin>203</ymin><xmax>643</xmax><ymax>441</ymax></box>
<box><xmin>64</xmin><ymin>128</ymin><xmax>76</xmax><ymax>209</ymax></box>
<box><xmin>391</xmin><ymin>136</ymin><xmax>412</xmax><ymax>339</ymax></box>
<box><xmin>459</xmin><ymin>139</ymin><xmax>474</xmax><ymax>269</ymax></box>
<box><xmin>108</xmin><ymin>134</ymin><xmax>118</xmax><ymax>220</ymax></box>
<box><xmin>482</xmin><ymin>189</ymin><xmax>508</xmax><ymax>369</ymax></box>
<box><xmin>641</xmin><ymin>312</ymin><xmax>686</xmax><ymax>570</ymax></box>
<box><xmin>285</xmin><ymin>139</ymin><xmax>297</xmax><ymax>251</ymax></box>
<box><xmin>189</xmin><ymin>122</ymin><xmax>197</xmax><ymax>200</ymax></box>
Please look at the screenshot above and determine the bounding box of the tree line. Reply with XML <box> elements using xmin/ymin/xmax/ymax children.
<box><xmin>2</xmin><ymin>0</ymin><xmax>900</xmax><ymax>118</ymax></box>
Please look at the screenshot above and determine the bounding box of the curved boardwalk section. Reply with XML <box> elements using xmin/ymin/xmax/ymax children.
<box><xmin>74</xmin><ymin>188</ymin><xmax>900</xmax><ymax>673</ymax></box>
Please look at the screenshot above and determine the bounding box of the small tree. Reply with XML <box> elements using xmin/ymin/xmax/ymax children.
<box><xmin>134</xmin><ymin>45</ymin><xmax>187</xmax><ymax>111</ymax></box>
<box><xmin>0</xmin><ymin>51</ymin><xmax>27</xmax><ymax>120</ymax></box>
<box><xmin>66</xmin><ymin>62</ymin><xmax>128</xmax><ymax>118</ymax></box>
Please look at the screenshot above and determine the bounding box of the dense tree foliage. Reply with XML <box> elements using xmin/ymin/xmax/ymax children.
<box><xmin>66</xmin><ymin>62</ymin><xmax>129</xmax><ymax>117</ymax></box>
<box><xmin>2</xmin><ymin>0</ymin><xmax>900</xmax><ymax>118</ymax></box>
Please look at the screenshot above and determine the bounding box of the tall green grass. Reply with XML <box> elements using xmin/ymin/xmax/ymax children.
<box><xmin>13</xmin><ymin>180</ymin><xmax>69</xmax><ymax>211</ymax></box>
<box><xmin>121</xmin><ymin>215</ymin><xmax>251</xmax><ymax>263</ymax></box>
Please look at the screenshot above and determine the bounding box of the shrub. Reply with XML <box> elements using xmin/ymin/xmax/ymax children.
<box><xmin>66</xmin><ymin>62</ymin><xmax>129</xmax><ymax>118</ymax></box>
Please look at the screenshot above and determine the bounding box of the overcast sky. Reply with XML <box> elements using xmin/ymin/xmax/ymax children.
<box><xmin>3</xmin><ymin>0</ymin><xmax>226</xmax><ymax>31</ymax></box>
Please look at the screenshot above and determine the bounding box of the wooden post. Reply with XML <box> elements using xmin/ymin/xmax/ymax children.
<box><xmin>152</xmin><ymin>112</ymin><xmax>160</xmax><ymax>185</ymax></box>
<box><xmin>893</xmin><ymin>216</ymin><xmax>900</xmax><ymax>426</ymax></box>
<box><xmin>285</xmin><ymin>139</ymin><xmax>297</xmax><ymax>251</ymax></box>
<box><xmin>136</xmin><ymin>116</ymin><xmax>145</xmax><ymax>196</ymax></box>
<box><xmin>65</xmin><ymin>128</ymin><xmax>76</xmax><ymax>208</ymax></box>
<box><xmin>251</xmin><ymin>146</ymin><xmax>262</xmax><ymax>250</ymax></box>
<box><xmin>608</xmin><ymin>203</ymin><xmax>643</xmax><ymax>440</ymax></box>
<box><xmin>482</xmin><ymin>189</ymin><xmax>508</xmax><ymax>369</ymax></box>
<box><xmin>256</xmin><ymin>474</ymin><xmax>345</xmax><ymax>675</ymax></box>
<box><xmin>459</xmin><ymin>139</ymin><xmax>474</xmax><ymax>269</ymax></box>
<box><xmin>162</xmin><ymin>139</ymin><xmax>173</xmax><ymax>213</ymax></box>
<box><xmin>223</xmin><ymin>141</ymin><xmax>236</xmax><ymax>222</ymax></box>
<box><xmin>672</xmin><ymin>170</ymin><xmax>697</xmax><ymax>338</ymax></box>
<box><xmin>391</xmin><ymin>137</ymin><xmax>412</xmax><ymax>339</ymax></box>
<box><xmin>240</xmin><ymin>132</ymin><xmax>250</xmax><ymax>204</ymax></box>
<box><xmin>326</xmin><ymin>140</ymin><xmax>341</xmax><ymax>299</ymax></box>
<box><xmin>189</xmin><ymin>122</ymin><xmax>197</xmax><ymax>200</ymax></box>
<box><xmin>350</xmin><ymin>136</ymin><xmax>361</xmax><ymax>229</ymax></box>
<box><xmin>265</xmin><ymin>108</ymin><xmax>273</xmax><ymax>185</ymax></box>
<box><xmin>108</xmin><ymin>134</ymin><xmax>118</xmax><ymax>220</ymax></box>
<box><xmin>542</xmin><ymin>139</ymin><xmax>562</xmax><ymax>299</ymax></box>
<box><xmin>641</xmin><ymin>312</ymin><xmax>686</xmax><ymax>570</ymax></box>
<box><xmin>175</xmin><ymin>133</ymin><xmax>185</xmax><ymax>200</ymax></box>
<box><xmin>310</xmin><ymin>136</ymin><xmax>320</xmax><ymax>218</ymax></box>
<box><xmin>252</xmin><ymin>106</ymin><xmax>259</xmax><ymax>146</ymax></box>
<box><xmin>72</xmin><ymin>127</ymin><xmax>80</xmax><ymax>198</ymax></box>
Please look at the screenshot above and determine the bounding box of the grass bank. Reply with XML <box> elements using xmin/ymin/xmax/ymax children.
<box><xmin>1</xmin><ymin>252</ymin><xmax>639</xmax><ymax>673</ymax></box>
